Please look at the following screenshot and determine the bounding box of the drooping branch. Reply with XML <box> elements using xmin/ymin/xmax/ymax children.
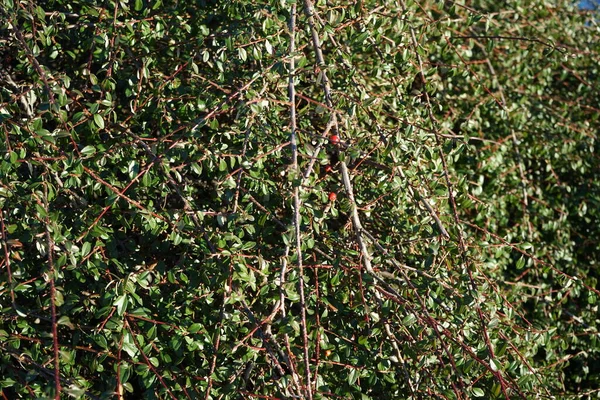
<box><xmin>399</xmin><ymin>0</ymin><xmax>511</xmax><ymax>397</ymax></box>
<box><xmin>288</xmin><ymin>4</ymin><xmax>314</xmax><ymax>399</ymax></box>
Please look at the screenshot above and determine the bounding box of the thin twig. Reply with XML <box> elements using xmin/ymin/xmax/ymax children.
<box><xmin>466</xmin><ymin>36</ymin><xmax>533</xmax><ymax>238</ymax></box>
<box><xmin>289</xmin><ymin>5</ymin><xmax>314</xmax><ymax>399</ymax></box>
<box><xmin>129</xmin><ymin>133</ymin><xmax>217</xmax><ymax>254</ymax></box>
<box><xmin>401</xmin><ymin>1</ymin><xmax>511</xmax><ymax>396</ymax></box>
<box><xmin>300</xmin><ymin>1</ymin><xmax>427</xmax><ymax>395</ymax></box>
<box><xmin>124</xmin><ymin>318</ymin><xmax>178</xmax><ymax>400</ymax></box>
<box><xmin>451</xmin><ymin>35</ymin><xmax>564</xmax><ymax>53</ymax></box>
<box><xmin>41</xmin><ymin>182</ymin><xmax>61</xmax><ymax>399</ymax></box>
<box><xmin>0</xmin><ymin>210</ymin><xmax>16</xmax><ymax>307</ymax></box>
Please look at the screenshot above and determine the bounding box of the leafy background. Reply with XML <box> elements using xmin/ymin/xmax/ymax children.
<box><xmin>0</xmin><ymin>0</ymin><xmax>598</xmax><ymax>398</ymax></box>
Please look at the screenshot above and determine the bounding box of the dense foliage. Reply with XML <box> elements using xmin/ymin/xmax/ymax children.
<box><xmin>1</xmin><ymin>0</ymin><xmax>598</xmax><ymax>398</ymax></box>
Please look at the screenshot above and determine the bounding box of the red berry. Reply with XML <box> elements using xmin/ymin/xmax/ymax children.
<box><xmin>329</xmin><ymin>134</ymin><xmax>340</xmax><ymax>145</ymax></box>
<box><xmin>324</xmin><ymin>165</ymin><xmax>333</xmax><ymax>173</ymax></box>
<box><xmin>328</xmin><ymin>192</ymin><xmax>337</xmax><ymax>202</ymax></box>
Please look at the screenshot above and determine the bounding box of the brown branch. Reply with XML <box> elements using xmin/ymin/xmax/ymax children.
<box><xmin>40</xmin><ymin>182</ymin><xmax>61</xmax><ymax>399</ymax></box>
<box><xmin>0</xmin><ymin>210</ymin><xmax>15</xmax><ymax>307</ymax></box>
<box><xmin>126</xmin><ymin>132</ymin><xmax>217</xmax><ymax>254</ymax></box>
<box><xmin>399</xmin><ymin>0</ymin><xmax>513</xmax><ymax>397</ymax></box>
<box><xmin>451</xmin><ymin>35</ymin><xmax>564</xmax><ymax>53</ymax></box>
<box><xmin>10</xmin><ymin>21</ymin><xmax>56</xmax><ymax>105</ymax></box>
<box><xmin>289</xmin><ymin>5</ymin><xmax>313</xmax><ymax>398</ymax></box>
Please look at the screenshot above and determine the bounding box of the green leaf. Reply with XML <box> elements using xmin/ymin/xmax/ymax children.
<box><xmin>490</xmin><ymin>358</ymin><xmax>500</xmax><ymax>372</ymax></box>
<box><xmin>81</xmin><ymin>145</ymin><xmax>96</xmax><ymax>156</ymax></box>
<box><xmin>189</xmin><ymin>323</ymin><xmax>202</xmax><ymax>334</ymax></box>
<box><xmin>93</xmin><ymin>113</ymin><xmax>105</xmax><ymax>129</ymax></box>
<box><xmin>265</xmin><ymin>39</ymin><xmax>273</xmax><ymax>55</ymax></box>
<box><xmin>114</xmin><ymin>294</ymin><xmax>128</xmax><ymax>316</ymax></box>
<box><xmin>81</xmin><ymin>242</ymin><xmax>91</xmax><ymax>257</ymax></box>
<box><xmin>402</xmin><ymin>314</ymin><xmax>416</xmax><ymax>327</ymax></box>
<box><xmin>94</xmin><ymin>335</ymin><xmax>108</xmax><ymax>349</ymax></box>
<box><xmin>57</xmin><ymin>316</ymin><xmax>75</xmax><ymax>329</ymax></box>
<box><xmin>348</xmin><ymin>368</ymin><xmax>359</xmax><ymax>385</ymax></box>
